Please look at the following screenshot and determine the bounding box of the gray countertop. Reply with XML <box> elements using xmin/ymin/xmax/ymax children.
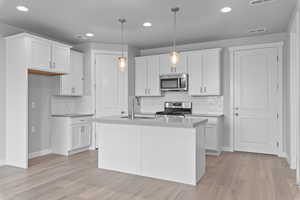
<box><xmin>52</xmin><ymin>114</ymin><xmax>94</xmax><ymax>118</ymax></box>
<box><xmin>94</xmin><ymin>115</ymin><xmax>208</xmax><ymax>129</ymax></box>
<box><xmin>134</xmin><ymin>112</ymin><xmax>224</xmax><ymax>118</ymax></box>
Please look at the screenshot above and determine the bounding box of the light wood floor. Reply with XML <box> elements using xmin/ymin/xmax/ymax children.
<box><xmin>0</xmin><ymin>151</ymin><xmax>299</xmax><ymax>200</ymax></box>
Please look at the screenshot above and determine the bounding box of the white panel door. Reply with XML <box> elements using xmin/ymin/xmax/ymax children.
<box><xmin>135</xmin><ymin>57</ymin><xmax>148</xmax><ymax>96</ymax></box>
<box><xmin>234</xmin><ymin>47</ymin><xmax>279</xmax><ymax>155</ymax></box>
<box><xmin>52</xmin><ymin>44</ymin><xmax>70</xmax><ymax>73</ymax></box>
<box><xmin>95</xmin><ymin>54</ymin><xmax>128</xmax><ymax>117</ymax></box>
<box><xmin>147</xmin><ymin>55</ymin><xmax>161</xmax><ymax>96</ymax></box>
<box><xmin>202</xmin><ymin>50</ymin><xmax>221</xmax><ymax>95</ymax></box>
<box><xmin>187</xmin><ymin>51</ymin><xmax>203</xmax><ymax>95</ymax></box>
<box><xmin>30</xmin><ymin>38</ymin><xmax>51</xmax><ymax>71</ymax></box>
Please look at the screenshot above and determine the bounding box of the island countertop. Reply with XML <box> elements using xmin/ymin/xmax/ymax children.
<box><xmin>93</xmin><ymin>115</ymin><xmax>208</xmax><ymax>128</ymax></box>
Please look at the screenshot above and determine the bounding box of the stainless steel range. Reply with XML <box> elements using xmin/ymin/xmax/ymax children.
<box><xmin>156</xmin><ymin>102</ymin><xmax>192</xmax><ymax>117</ymax></box>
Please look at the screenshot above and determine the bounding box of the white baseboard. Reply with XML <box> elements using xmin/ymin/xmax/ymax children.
<box><xmin>0</xmin><ymin>160</ymin><xmax>5</xmax><ymax>166</ymax></box>
<box><xmin>29</xmin><ymin>149</ymin><xmax>52</xmax><ymax>159</ymax></box>
<box><xmin>222</xmin><ymin>146</ymin><xmax>234</xmax><ymax>152</ymax></box>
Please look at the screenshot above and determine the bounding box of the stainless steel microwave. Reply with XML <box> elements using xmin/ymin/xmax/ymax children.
<box><xmin>160</xmin><ymin>73</ymin><xmax>188</xmax><ymax>91</ymax></box>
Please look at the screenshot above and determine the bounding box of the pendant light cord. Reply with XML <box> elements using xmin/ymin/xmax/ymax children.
<box><xmin>121</xmin><ymin>21</ymin><xmax>124</xmax><ymax>58</ymax></box>
<box><xmin>119</xmin><ymin>18</ymin><xmax>126</xmax><ymax>58</ymax></box>
<box><xmin>173</xmin><ymin>10</ymin><xmax>177</xmax><ymax>53</ymax></box>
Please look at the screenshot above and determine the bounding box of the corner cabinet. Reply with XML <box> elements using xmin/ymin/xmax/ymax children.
<box><xmin>27</xmin><ymin>35</ymin><xmax>71</xmax><ymax>74</ymax></box>
<box><xmin>188</xmin><ymin>48</ymin><xmax>222</xmax><ymax>96</ymax></box>
<box><xmin>135</xmin><ymin>55</ymin><xmax>161</xmax><ymax>96</ymax></box>
<box><xmin>59</xmin><ymin>50</ymin><xmax>84</xmax><ymax>96</ymax></box>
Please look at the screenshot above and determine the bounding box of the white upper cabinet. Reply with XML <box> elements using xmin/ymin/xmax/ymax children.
<box><xmin>188</xmin><ymin>51</ymin><xmax>203</xmax><ymax>96</ymax></box>
<box><xmin>26</xmin><ymin>34</ymin><xmax>71</xmax><ymax>74</ymax></box>
<box><xmin>147</xmin><ymin>56</ymin><xmax>161</xmax><ymax>96</ymax></box>
<box><xmin>135</xmin><ymin>57</ymin><xmax>148</xmax><ymax>96</ymax></box>
<box><xmin>187</xmin><ymin>48</ymin><xmax>221</xmax><ymax>96</ymax></box>
<box><xmin>159</xmin><ymin>53</ymin><xmax>187</xmax><ymax>74</ymax></box>
<box><xmin>30</xmin><ymin>38</ymin><xmax>52</xmax><ymax>71</ymax></box>
<box><xmin>60</xmin><ymin>50</ymin><xmax>84</xmax><ymax>96</ymax></box>
<box><xmin>51</xmin><ymin>43</ymin><xmax>70</xmax><ymax>73</ymax></box>
<box><xmin>135</xmin><ymin>55</ymin><xmax>161</xmax><ymax>97</ymax></box>
<box><xmin>201</xmin><ymin>50</ymin><xmax>221</xmax><ymax>95</ymax></box>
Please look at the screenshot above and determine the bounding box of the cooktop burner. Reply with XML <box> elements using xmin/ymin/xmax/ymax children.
<box><xmin>155</xmin><ymin>102</ymin><xmax>192</xmax><ymax>116</ymax></box>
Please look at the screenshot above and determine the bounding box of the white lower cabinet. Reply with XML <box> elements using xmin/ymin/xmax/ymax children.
<box><xmin>188</xmin><ymin>116</ymin><xmax>224</xmax><ymax>155</ymax></box>
<box><xmin>51</xmin><ymin>117</ymin><xmax>92</xmax><ymax>156</ymax></box>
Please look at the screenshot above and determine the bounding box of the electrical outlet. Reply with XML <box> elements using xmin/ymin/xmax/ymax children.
<box><xmin>31</xmin><ymin>102</ymin><xmax>36</xmax><ymax>109</ymax></box>
<box><xmin>31</xmin><ymin>126</ymin><xmax>36</xmax><ymax>133</ymax></box>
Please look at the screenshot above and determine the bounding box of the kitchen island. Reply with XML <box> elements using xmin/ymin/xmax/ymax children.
<box><xmin>94</xmin><ymin>116</ymin><xmax>208</xmax><ymax>185</ymax></box>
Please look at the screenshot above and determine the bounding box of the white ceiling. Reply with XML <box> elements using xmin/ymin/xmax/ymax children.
<box><xmin>0</xmin><ymin>0</ymin><xmax>297</xmax><ymax>48</ymax></box>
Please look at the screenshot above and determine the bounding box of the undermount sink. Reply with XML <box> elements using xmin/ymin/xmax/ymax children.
<box><xmin>120</xmin><ymin>116</ymin><xmax>156</xmax><ymax>120</ymax></box>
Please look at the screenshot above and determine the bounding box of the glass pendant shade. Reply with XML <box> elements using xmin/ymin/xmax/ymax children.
<box><xmin>118</xmin><ymin>18</ymin><xmax>126</xmax><ymax>72</ymax></box>
<box><xmin>118</xmin><ymin>57</ymin><xmax>127</xmax><ymax>72</ymax></box>
<box><xmin>170</xmin><ymin>51</ymin><xmax>179</xmax><ymax>67</ymax></box>
<box><xmin>170</xmin><ymin>7</ymin><xmax>180</xmax><ymax>68</ymax></box>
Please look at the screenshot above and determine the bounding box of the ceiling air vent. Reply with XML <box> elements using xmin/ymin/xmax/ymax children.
<box><xmin>247</xmin><ymin>28</ymin><xmax>267</xmax><ymax>34</ymax></box>
<box><xmin>249</xmin><ymin>0</ymin><xmax>275</xmax><ymax>6</ymax></box>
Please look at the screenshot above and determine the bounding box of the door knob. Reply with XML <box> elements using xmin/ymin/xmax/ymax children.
<box><xmin>235</xmin><ymin>113</ymin><xmax>239</xmax><ymax>116</ymax></box>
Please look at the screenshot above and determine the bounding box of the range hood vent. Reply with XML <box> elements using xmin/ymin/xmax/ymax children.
<box><xmin>247</xmin><ymin>27</ymin><xmax>267</xmax><ymax>34</ymax></box>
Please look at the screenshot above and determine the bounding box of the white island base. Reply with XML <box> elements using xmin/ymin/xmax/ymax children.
<box><xmin>96</xmin><ymin>117</ymin><xmax>207</xmax><ymax>185</ymax></box>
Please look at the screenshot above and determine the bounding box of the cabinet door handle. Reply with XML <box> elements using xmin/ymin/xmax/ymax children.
<box><xmin>204</xmin><ymin>87</ymin><xmax>207</xmax><ymax>93</ymax></box>
<box><xmin>145</xmin><ymin>89</ymin><xmax>147</xmax><ymax>95</ymax></box>
<box><xmin>53</xmin><ymin>62</ymin><xmax>56</xmax><ymax>69</ymax></box>
<box><xmin>148</xmin><ymin>89</ymin><xmax>151</xmax><ymax>95</ymax></box>
<box><xmin>49</xmin><ymin>61</ymin><xmax>52</xmax><ymax>69</ymax></box>
<box><xmin>200</xmin><ymin>87</ymin><xmax>203</xmax><ymax>93</ymax></box>
<box><xmin>72</xmin><ymin>87</ymin><xmax>75</xmax><ymax>94</ymax></box>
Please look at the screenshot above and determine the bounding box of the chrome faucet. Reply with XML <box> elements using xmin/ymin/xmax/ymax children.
<box><xmin>128</xmin><ymin>96</ymin><xmax>136</xmax><ymax>120</ymax></box>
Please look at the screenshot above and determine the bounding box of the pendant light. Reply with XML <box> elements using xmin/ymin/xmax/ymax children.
<box><xmin>118</xmin><ymin>18</ymin><xmax>127</xmax><ymax>72</ymax></box>
<box><xmin>170</xmin><ymin>7</ymin><xmax>180</xmax><ymax>68</ymax></box>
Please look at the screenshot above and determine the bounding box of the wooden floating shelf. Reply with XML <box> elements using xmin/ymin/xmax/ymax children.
<box><xmin>28</xmin><ymin>69</ymin><xmax>66</xmax><ymax>76</ymax></box>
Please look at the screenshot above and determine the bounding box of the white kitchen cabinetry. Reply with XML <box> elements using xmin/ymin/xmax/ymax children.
<box><xmin>188</xmin><ymin>116</ymin><xmax>224</xmax><ymax>156</ymax></box>
<box><xmin>51</xmin><ymin>117</ymin><xmax>92</xmax><ymax>156</ymax></box>
<box><xmin>60</xmin><ymin>50</ymin><xmax>84</xmax><ymax>96</ymax></box>
<box><xmin>27</xmin><ymin>34</ymin><xmax>71</xmax><ymax>74</ymax></box>
<box><xmin>188</xmin><ymin>48</ymin><xmax>221</xmax><ymax>96</ymax></box>
<box><xmin>30</xmin><ymin>38</ymin><xmax>52</xmax><ymax>71</ymax></box>
<box><xmin>135</xmin><ymin>55</ymin><xmax>161</xmax><ymax>96</ymax></box>
<box><xmin>159</xmin><ymin>53</ymin><xmax>188</xmax><ymax>74</ymax></box>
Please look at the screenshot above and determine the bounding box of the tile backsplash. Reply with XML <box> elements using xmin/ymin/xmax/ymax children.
<box><xmin>139</xmin><ymin>92</ymin><xmax>223</xmax><ymax>114</ymax></box>
<box><xmin>51</xmin><ymin>96</ymin><xmax>94</xmax><ymax>115</ymax></box>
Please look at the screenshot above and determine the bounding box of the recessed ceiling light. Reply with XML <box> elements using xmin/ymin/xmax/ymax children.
<box><xmin>85</xmin><ymin>33</ymin><xmax>94</xmax><ymax>37</ymax></box>
<box><xmin>221</xmin><ymin>7</ymin><xmax>232</xmax><ymax>13</ymax></box>
<box><xmin>16</xmin><ymin>5</ymin><xmax>29</xmax><ymax>12</ymax></box>
<box><xmin>143</xmin><ymin>22</ymin><xmax>152</xmax><ymax>27</ymax></box>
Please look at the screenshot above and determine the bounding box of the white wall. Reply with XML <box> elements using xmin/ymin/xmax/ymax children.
<box><xmin>140</xmin><ymin>33</ymin><xmax>288</xmax><ymax>151</ymax></box>
<box><xmin>0</xmin><ymin>35</ymin><xmax>6</xmax><ymax>164</ymax></box>
<box><xmin>28</xmin><ymin>75</ymin><xmax>59</xmax><ymax>154</ymax></box>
